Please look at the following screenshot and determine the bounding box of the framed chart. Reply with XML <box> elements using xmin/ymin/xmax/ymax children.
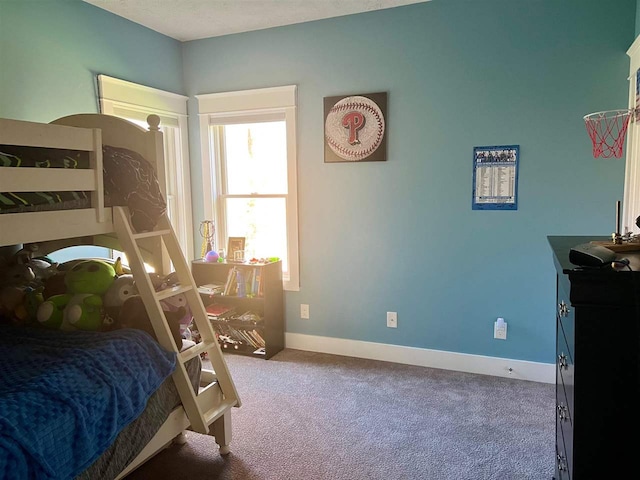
<box><xmin>472</xmin><ymin>145</ymin><xmax>519</xmax><ymax>210</ymax></box>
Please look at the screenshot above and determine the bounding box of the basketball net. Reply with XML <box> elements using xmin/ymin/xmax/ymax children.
<box><xmin>584</xmin><ymin>109</ymin><xmax>632</xmax><ymax>159</ymax></box>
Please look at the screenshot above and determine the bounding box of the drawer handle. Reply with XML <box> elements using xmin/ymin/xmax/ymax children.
<box><xmin>558</xmin><ymin>353</ymin><xmax>568</xmax><ymax>370</ymax></box>
<box><xmin>557</xmin><ymin>453</ymin><xmax>568</xmax><ymax>471</ymax></box>
<box><xmin>556</xmin><ymin>403</ymin><xmax>569</xmax><ymax>422</ymax></box>
<box><xmin>558</xmin><ymin>301</ymin><xmax>570</xmax><ymax>318</ymax></box>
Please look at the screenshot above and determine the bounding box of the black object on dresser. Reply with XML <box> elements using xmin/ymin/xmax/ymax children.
<box><xmin>548</xmin><ymin>236</ymin><xmax>640</xmax><ymax>480</ymax></box>
<box><xmin>191</xmin><ymin>259</ymin><xmax>284</xmax><ymax>359</ymax></box>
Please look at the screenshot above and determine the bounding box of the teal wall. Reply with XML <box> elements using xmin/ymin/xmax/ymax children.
<box><xmin>184</xmin><ymin>0</ymin><xmax>635</xmax><ymax>363</ymax></box>
<box><xmin>0</xmin><ymin>0</ymin><xmax>184</xmax><ymax>122</ymax></box>
<box><xmin>0</xmin><ymin>0</ymin><xmax>636</xmax><ymax>365</ymax></box>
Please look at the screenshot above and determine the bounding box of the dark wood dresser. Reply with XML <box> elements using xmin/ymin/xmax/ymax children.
<box><xmin>548</xmin><ymin>236</ymin><xmax>640</xmax><ymax>479</ymax></box>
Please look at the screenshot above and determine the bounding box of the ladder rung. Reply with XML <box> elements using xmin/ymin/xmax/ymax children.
<box><xmin>203</xmin><ymin>399</ymin><xmax>237</xmax><ymax>426</ymax></box>
<box><xmin>132</xmin><ymin>228</ymin><xmax>172</xmax><ymax>240</ymax></box>
<box><xmin>200</xmin><ymin>369</ymin><xmax>217</xmax><ymax>386</ymax></box>
<box><xmin>180</xmin><ymin>341</ymin><xmax>216</xmax><ymax>363</ymax></box>
<box><xmin>156</xmin><ymin>284</ymin><xmax>192</xmax><ymax>301</ymax></box>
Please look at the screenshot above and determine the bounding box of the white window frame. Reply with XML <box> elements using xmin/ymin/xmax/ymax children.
<box><xmin>623</xmin><ymin>37</ymin><xmax>640</xmax><ymax>234</ymax></box>
<box><xmin>97</xmin><ymin>75</ymin><xmax>194</xmax><ymax>261</ymax></box>
<box><xmin>196</xmin><ymin>86</ymin><xmax>300</xmax><ymax>291</ymax></box>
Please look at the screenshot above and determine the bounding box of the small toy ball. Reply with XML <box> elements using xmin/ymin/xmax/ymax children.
<box><xmin>205</xmin><ymin>250</ymin><xmax>219</xmax><ymax>263</ymax></box>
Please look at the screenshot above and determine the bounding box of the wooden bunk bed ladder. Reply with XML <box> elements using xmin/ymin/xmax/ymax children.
<box><xmin>112</xmin><ymin>206</ymin><xmax>240</xmax><ymax>438</ymax></box>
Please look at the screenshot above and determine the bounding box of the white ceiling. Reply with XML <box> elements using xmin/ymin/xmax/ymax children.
<box><xmin>83</xmin><ymin>0</ymin><xmax>430</xmax><ymax>42</ymax></box>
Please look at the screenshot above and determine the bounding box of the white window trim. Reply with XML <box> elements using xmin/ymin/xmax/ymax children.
<box><xmin>97</xmin><ymin>75</ymin><xmax>194</xmax><ymax>261</ymax></box>
<box><xmin>624</xmin><ymin>37</ymin><xmax>640</xmax><ymax>234</ymax></box>
<box><xmin>196</xmin><ymin>86</ymin><xmax>300</xmax><ymax>291</ymax></box>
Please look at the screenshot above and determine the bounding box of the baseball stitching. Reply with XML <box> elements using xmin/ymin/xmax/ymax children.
<box><xmin>326</xmin><ymin>99</ymin><xmax>385</xmax><ymax>161</ymax></box>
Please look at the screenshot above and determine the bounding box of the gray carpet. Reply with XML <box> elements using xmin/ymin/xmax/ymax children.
<box><xmin>126</xmin><ymin>349</ymin><xmax>555</xmax><ymax>480</ymax></box>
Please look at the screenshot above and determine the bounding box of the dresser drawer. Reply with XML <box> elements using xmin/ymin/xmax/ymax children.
<box><xmin>556</xmin><ymin>371</ymin><xmax>572</xmax><ymax>427</ymax></box>
<box><xmin>556</xmin><ymin>318</ymin><xmax>574</xmax><ymax>420</ymax></box>
<box><xmin>556</xmin><ymin>279</ymin><xmax>574</xmax><ymax>362</ymax></box>
<box><xmin>556</xmin><ymin>441</ymin><xmax>571</xmax><ymax>480</ymax></box>
<box><xmin>556</xmin><ymin>391</ymin><xmax>573</xmax><ymax>480</ymax></box>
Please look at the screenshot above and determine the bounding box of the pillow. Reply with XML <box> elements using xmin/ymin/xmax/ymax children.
<box><xmin>102</xmin><ymin>145</ymin><xmax>166</xmax><ymax>232</ymax></box>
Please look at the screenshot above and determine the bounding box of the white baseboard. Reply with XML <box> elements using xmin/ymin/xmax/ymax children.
<box><xmin>285</xmin><ymin>333</ymin><xmax>555</xmax><ymax>384</ymax></box>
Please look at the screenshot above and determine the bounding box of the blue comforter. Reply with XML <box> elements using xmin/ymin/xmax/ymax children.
<box><xmin>0</xmin><ymin>325</ymin><xmax>176</xmax><ymax>480</ymax></box>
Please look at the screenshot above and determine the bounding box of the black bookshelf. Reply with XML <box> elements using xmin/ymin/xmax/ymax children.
<box><xmin>191</xmin><ymin>259</ymin><xmax>284</xmax><ymax>359</ymax></box>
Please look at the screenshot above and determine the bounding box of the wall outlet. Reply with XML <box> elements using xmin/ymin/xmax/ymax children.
<box><xmin>494</xmin><ymin>317</ymin><xmax>507</xmax><ymax>340</ymax></box>
<box><xmin>387</xmin><ymin>311</ymin><xmax>398</xmax><ymax>328</ymax></box>
<box><xmin>301</xmin><ymin>304</ymin><xmax>310</xmax><ymax>319</ymax></box>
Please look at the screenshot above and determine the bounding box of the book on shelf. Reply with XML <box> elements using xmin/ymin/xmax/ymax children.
<box><xmin>218</xmin><ymin>265</ymin><xmax>265</xmax><ymax>297</ymax></box>
<box><xmin>223</xmin><ymin>267</ymin><xmax>237</xmax><ymax>296</ymax></box>
<box><xmin>234</xmin><ymin>328</ymin><xmax>264</xmax><ymax>349</ymax></box>
<box><xmin>236</xmin><ymin>269</ymin><xmax>246</xmax><ymax>297</ymax></box>
<box><xmin>235</xmin><ymin>310</ymin><xmax>263</xmax><ymax>324</ymax></box>
<box><xmin>245</xmin><ymin>329</ymin><xmax>265</xmax><ymax>347</ymax></box>
<box><xmin>205</xmin><ymin>303</ymin><xmax>236</xmax><ymax>320</ymax></box>
<box><xmin>197</xmin><ymin>283</ymin><xmax>224</xmax><ymax>295</ymax></box>
<box><xmin>212</xmin><ymin>323</ymin><xmax>265</xmax><ymax>350</ymax></box>
<box><xmin>254</xmin><ymin>268</ymin><xmax>263</xmax><ymax>297</ymax></box>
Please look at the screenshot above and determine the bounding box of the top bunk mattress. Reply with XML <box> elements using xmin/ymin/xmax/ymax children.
<box><xmin>0</xmin><ymin>144</ymin><xmax>166</xmax><ymax>232</ymax></box>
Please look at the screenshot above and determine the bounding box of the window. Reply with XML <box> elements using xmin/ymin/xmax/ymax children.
<box><xmin>197</xmin><ymin>86</ymin><xmax>299</xmax><ymax>291</ymax></box>
<box><xmin>97</xmin><ymin>75</ymin><xmax>194</xmax><ymax>261</ymax></box>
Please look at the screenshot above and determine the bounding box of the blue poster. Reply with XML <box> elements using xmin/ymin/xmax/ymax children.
<box><xmin>472</xmin><ymin>145</ymin><xmax>519</xmax><ymax>210</ymax></box>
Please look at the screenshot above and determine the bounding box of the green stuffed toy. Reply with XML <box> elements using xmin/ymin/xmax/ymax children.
<box><xmin>14</xmin><ymin>286</ymin><xmax>44</xmax><ymax>323</ymax></box>
<box><xmin>36</xmin><ymin>259</ymin><xmax>116</xmax><ymax>331</ymax></box>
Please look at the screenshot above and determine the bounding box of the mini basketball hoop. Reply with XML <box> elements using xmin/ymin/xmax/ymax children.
<box><xmin>584</xmin><ymin>109</ymin><xmax>632</xmax><ymax>159</ymax></box>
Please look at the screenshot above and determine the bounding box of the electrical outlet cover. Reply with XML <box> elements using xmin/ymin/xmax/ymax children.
<box><xmin>494</xmin><ymin>321</ymin><xmax>507</xmax><ymax>340</ymax></box>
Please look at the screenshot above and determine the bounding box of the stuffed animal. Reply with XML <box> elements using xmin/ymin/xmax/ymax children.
<box><xmin>0</xmin><ymin>259</ymin><xmax>36</xmax><ymax>324</ymax></box>
<box><xmin>117</xmin><ymin>295</ymin><xmax>183</xmax><ymax>348</ymax></box>
<box><xmin>42</xmin><ymin>271</ymin><xmax>67</xmax><ymax>299</ymax></box>
<box><xmin>113</xmin><ymin>257</ymin><xmax>127</xmax><ymax>276</ymax></box>
<box><xmin>26</xmin><ymin>257</ymin><xmax>57</xmax><ymax>282</ymax></box>
<box><xmin>37</xmin><ymin>259</ymin><xmax>116</xmax><ymax>331</ymax></box>
<box><xmin>0</xmin><ymin>247</ymin><xmax>51</xmax><ymax>324</ymax></box>
<box><xmin>0</xmin><ymin>261</ymin><xmax>35</xmax><ymax>288</ymax></box>
<box><xmin>14</xmin><ymin>286</ymin><xmax>44</xmax><ymax>323</ymax></box>
<box><xmin>10</xmin><ymin>245</ymin><xmax>57</xmax><ymax>284</ymax></box>
<box><xmin>160</xmin><ymin>292</ymin><xmax>193</xmax><ymax>336</ymax></box>
<box><xmin>155</xmin><ymin>271</ymin><xmax>193</xmax><ymax>338</ymax></box>
<box><xmin>0</xmin><ymin>286</ymin><xmax>26</xmax><ymax>324</ymax></box>
<box><xmin>41</xmin><ymin>258</ymin><xmax>116</xmax><ymax>300</ymax></box>
<box><xmin>102</xmin><ymin>274</ymin><xmax>137</xmax><ymax>324</ymax></box>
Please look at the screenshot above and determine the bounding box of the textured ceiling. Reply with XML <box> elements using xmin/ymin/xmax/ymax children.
<box><xmin>83</xmin><ymin>0</ymin><xmax>430</xmax><ymax>42</ymax></box>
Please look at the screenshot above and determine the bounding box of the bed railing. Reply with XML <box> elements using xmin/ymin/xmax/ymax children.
<box><xmin>0</xmin><ymin>118</ymin><xmax>106</xmax><ymax>234</ymax></box>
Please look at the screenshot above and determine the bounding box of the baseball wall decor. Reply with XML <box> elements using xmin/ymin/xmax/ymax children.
<box><xmin>324</xmin><ymin>92</ymin><xmax>387</xmax><ymax>163</ymax></box>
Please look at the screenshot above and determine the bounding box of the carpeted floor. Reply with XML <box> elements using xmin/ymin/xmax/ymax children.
<box><xmin>126</xmin><ymin>349</ymin><xmax>555</xmax><ymax>480</ymax></box>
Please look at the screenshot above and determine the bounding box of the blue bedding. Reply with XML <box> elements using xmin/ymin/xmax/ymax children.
<box><xmin>0</xmin><ymin>325</ymin><xmax>176</xmax><ymax>480</ymax></box>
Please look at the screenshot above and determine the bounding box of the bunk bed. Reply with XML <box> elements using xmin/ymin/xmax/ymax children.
<box><xmin>0</xmin><ymin>114</ymin><xmax>240</xmax><ymax>479</ymax></box>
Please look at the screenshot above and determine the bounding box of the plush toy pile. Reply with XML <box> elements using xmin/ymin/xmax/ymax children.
<box><xmin>0</xmin><ymin>251</ymin><xmax>191</xmax><ymax>347</ymax></box>
<box><xmin>0</xmin><ymin>246</ymin><xmax>56</xmax><ymax>325</ymax></box>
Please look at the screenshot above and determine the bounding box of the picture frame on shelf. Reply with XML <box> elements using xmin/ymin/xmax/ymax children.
<box><xmin>227</xmin><ymin>237</ymin><xmax>246</xmax><ymax>262</ymax></box>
